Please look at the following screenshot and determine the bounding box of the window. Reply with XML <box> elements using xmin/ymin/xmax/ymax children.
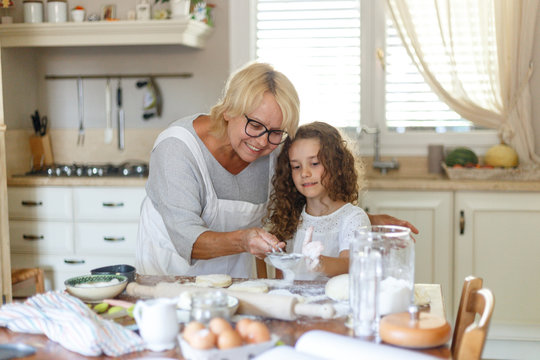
<box><xmin>253</xmin><ymin>0</ymin><xmax>496</xmax><ymax>154</ymax></box>
<box><xmin>255</xmin><ymin>0</ymin><xmax>361</xmax><ymax>129</ymax></box>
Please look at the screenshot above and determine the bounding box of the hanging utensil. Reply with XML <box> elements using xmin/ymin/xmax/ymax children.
<box><xmin>117</xmin><ymin>78</ymin><xmax>125</xmax><ymax>150</ymax></box>
<box><xmin>104</xmin><ymin>78</ymin><xmax>113</xmax><ymax>144</ymax></box>
<box><xmin>77</xmin><ymin>77</ymin><xmax>85</xmax><ymax>146</ymax></box>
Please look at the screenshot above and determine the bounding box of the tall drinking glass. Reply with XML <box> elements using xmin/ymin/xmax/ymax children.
<box><xmin>349</xmin><ymin>225</ymin><xmax>414</xmax><ymax>338</ymax></box>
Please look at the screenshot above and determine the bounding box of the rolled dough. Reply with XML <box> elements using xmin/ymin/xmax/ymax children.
<box><xmin>325</xmin><ymin>274</ymin><xmax>349</xmax><ymax>301</ymax></box>
<box><xmin>227</xmin><ymin>280</ymin><xmax>269</xmax><ymax>293</ymax></box>
<box><xmin>195</xmin><ymin>274</ymin><xmax>232</xmax><ymax>288</ymax></box>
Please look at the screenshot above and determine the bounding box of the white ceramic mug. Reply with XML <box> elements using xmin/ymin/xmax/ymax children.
<box><xmin>47</xmin><ymin>1</ymin><xmax>67</xmax><ymax>23</ymax></box>
<box><xmin>133</xmin><ymin>298</ymin><xmax>179</xmax><ymax>351</ymax></box>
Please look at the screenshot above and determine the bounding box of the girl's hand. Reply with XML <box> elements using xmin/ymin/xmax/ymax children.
<box><xmin>301</xmin><ymin>226</ymin><xmax>324</xmax><ymax>270</ymax></box>
<box><xmin>240</xmin><ymin>228</ymin><xmax>285</xmax><ymax>259</ymax></box>
<box><xmin>367</xmin><ymin>213</ymin><xmax>419</xmax><ymax>234</ymax></box>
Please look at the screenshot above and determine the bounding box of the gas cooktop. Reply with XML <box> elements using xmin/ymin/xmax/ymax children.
<box><xmin>25</xmin><ymin>162</ymin><xmax>149</xmax><ymax>177</ymax></box>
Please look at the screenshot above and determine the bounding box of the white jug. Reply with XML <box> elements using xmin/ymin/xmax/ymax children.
<box><xmin>133</xmin><ymin>297</ymin><xmax>179</xmax><ymax>351</ymax></box>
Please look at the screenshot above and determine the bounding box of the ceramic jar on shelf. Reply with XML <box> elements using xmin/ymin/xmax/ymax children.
<box><xmin>23</xmin><ymin>0</ymin><xmax>44</xmax><ymax>23</ymax></box>
<box><xmin>47</xmin><ymin>0</ymin><xmax>66</xmax><ymax>23</ymax></box>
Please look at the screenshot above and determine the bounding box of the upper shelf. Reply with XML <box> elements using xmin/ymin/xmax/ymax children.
<box><xmin>0</xmin><ymin>19</ymin><xmax>213</xmax><ymax>48</ymax></box>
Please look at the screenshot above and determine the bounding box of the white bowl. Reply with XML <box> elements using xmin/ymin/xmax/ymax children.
<box><xmin>64</xmin><ymin>274</ymin><xmax>128</xmax><ymax>302</ymax></box>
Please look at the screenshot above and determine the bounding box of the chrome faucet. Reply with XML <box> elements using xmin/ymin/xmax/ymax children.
<box><xmin>357</xmin><ymin>126</ymin><xmax>399</xmax><ymax>175</ymax></box>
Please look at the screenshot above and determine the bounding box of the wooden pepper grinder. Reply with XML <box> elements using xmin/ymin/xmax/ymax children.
<box><xmin>379</xmin><ymin>305</ymin><xmax>452</xmax><ymax>349</ymax></box>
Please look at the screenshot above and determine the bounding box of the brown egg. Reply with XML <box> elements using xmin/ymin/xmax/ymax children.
<box><xmin>217</xmin><ymin>328</ymin><xmax>243</xmax><ymax>349</ymax></box>
<box><xmin>183</xmin><ymin>321</ymin><xmax>206</xmax><ymax>342</ymax></box>
<box><xmin>209</xmin><ymin>317</ymin><xmax>233</xmax><ymax>336</ymax></box>
<box><xmin>235</xmin><ymin>318</ymin><xmax>253</xmax><ymax>340</ymax></box>
<box><xmin>188</xmin><ymin>328</ymin><xmax>217</xmax><ymax>349</ymax></box>
<box><xmin>246</xmin><ymin>321</ymin><xmax>271</xmax><ymax>344</ymax></box>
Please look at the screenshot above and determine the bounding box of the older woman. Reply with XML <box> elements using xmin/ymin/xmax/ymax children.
<box><xmin>136</xmin><ymin>62</ymin><xmax>417</xmax><ymax>278</ymax></box>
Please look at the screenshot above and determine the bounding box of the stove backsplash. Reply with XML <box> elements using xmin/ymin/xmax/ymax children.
<box><xmin>6</xmin><ymin>128</ymin><xmax>161</xmax><ymax>178</ymax></box>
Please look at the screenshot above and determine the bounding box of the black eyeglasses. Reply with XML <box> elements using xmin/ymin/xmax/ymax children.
<box><xmin>244</xmin><ymin>115</ymin><xmax>288</xmax><ymax>145</ymax></box>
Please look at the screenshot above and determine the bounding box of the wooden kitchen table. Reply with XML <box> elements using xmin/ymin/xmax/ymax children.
<box><xmin>0</xmin><ymin>276</ymin><xmax>452</xmax><ymax>359</ymax></box>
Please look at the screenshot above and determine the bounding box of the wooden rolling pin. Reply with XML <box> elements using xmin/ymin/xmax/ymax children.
<box><xmin>126</xmin><ymin>282</ymin><xmax>335</xmax><ymax>321</ymax></box>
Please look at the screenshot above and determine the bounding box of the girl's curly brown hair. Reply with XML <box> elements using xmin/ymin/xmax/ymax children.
<box><xmin>264</xmin><ymin>122</ymin><xmax>365</xmax><ymax>241</ymax></box>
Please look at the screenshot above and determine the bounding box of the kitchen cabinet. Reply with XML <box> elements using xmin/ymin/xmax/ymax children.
<box><xmin>8</xmin><ymin>186</ymin><xmax>145</xmax><ymax>295</ymax></box>
<box><xmin>364</xmin><ymin>188</ymin><xmax>540</xmax><ymax>359</ymax></box>
<box><xmin>455</xmin><ymin>191</ymin><xmax>540</xmax><ymax>360</ymax></box>
<box><xmin>361</xmin><ymin>190</ymin><xmax>454</xmax><ymax>320</ymax></box>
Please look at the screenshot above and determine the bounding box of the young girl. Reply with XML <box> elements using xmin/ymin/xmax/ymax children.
<box><xmin>265</xmin><ymin>122</ymin><xmax>370</xmax><ymax>279</ymax></box>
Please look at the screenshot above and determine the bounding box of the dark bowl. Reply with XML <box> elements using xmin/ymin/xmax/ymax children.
<box><xmin>90</xmin><ymin>264</ymin><xmax>136</xmax><ymax>282</ymax></box>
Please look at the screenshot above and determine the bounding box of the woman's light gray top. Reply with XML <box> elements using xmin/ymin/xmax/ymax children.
<box><xmin>146</xmin><ymin>114</ymin><xmax>271</xmax><ymax>262</ymax></box>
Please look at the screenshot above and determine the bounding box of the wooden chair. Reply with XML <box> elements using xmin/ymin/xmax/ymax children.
<box><xmin>451</xmin><ymin>276</ymin><xmax>495</xmax><ymax>360</ymax></box>
<box><xmin>11</xmin><ymin>268</ymin><xmax>45</xmax><ymax>295</ymax></box>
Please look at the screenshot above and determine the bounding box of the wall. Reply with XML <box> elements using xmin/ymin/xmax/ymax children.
<box><xmin>3</xmin><ymin>0</ymin><xmax>230</xmax><ymax>175</ymax></box>
<box><xmin>4</xmin><ymin>2</ymin><xmax>540</xmax><ymax>172</ymax></box>
<box><xmin>530</xmin><ymin>7</ymin><xmax>540</xmax><ymax>156</ymax></box>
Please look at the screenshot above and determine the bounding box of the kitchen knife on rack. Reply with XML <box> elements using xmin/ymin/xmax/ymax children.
<box><xmin>117</xmin><ymin>79</ymin><xmax>125</xmax><ymax>150</ymax></box>
<box><xmin>104</xmin><ymin>78</ymin><xmax>113</xmax><ymax>144</ymax></box>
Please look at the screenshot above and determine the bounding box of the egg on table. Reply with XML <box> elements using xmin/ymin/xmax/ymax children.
<box><xmin>217</xmin><ymin>328</ymin><xmax>243</xmax><ymax>349</ymax></box>
<box><xmin>235</xmin><ymin>318</ymin><xmax>253</xmax><ymax>340</ymax></box>
<box><xmin>188</xmin><ymin>328</ymin><xmax>217</xmax><ymax>350</ymax></box>
<box><xmin>209</xmin><ymin>317</ymin><xmax>232</xmax><ymax>336</ymax></box>
<box><xmin>246</xmin><ymin>321</ymin><xmax>271</xmax><ymax>344</ymax></box>
<box><xmin>183</xmin><ymin>321</ymin><xmax>206</xmax><ymax>343</ymax></box>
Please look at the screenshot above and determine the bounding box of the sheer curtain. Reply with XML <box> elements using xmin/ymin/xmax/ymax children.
<box><xmin>386</xmin><ymin>0</ymin><xmax>540</xmax><ymax>165</ymax></box>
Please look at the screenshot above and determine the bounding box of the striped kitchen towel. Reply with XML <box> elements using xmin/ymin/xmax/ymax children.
<box><xmin>0</xmin><ymin>291</ymin><xmax>145</xmax><ymax>357</ymax></box>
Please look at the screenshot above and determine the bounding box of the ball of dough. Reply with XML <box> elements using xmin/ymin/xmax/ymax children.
<box><xmin>195</xmin><ymin>274</ymin><xmax>232</xmax><ymax>288</ymax></box>
<box><xmin>227</xmin><ymin>280</ymin><xmax>269</xmax><ymax>293</ymax></box>
<box><xmin>325</xmin><ymin>274</ymin><xmax>349</xmax><ymax>301</ymax></box>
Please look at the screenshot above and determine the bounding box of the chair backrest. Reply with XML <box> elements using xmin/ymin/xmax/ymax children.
<box><xmin>451</xmin><ymin>276</ymin><xmax>495</xmax><ymax>360</ymax></box>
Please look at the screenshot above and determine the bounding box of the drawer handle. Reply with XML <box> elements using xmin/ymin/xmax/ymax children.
<box><xmin>104</xmin><ymin>236</ymin><xmax>126</xmax><ymax>242</ymax></box>
<box><xmin>459</xmin><ymin>210</ymin><xmax>465</xmax><ymax>235</ymax></box>
<box><xmin>64</xmin><ymin>259</ymin><xmax>85</xmax><ymax>265</ymax></box>
<box><xmin>21</xmin><ymin>201</ymin><xmax>43</xmax><ymax>207</ymax></box>
<box><xmin>102</xmin><ymin>202</ymin><xmax>125</xmax><ymax>207</ymax></box>
<box><xmin>23</xmin><ymin>234</ymin><xmax>44</xmax><ymax>240</ymax></box>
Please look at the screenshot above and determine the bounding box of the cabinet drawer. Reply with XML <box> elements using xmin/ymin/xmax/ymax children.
<box><xmin>11</xmin><ymin>254</ymin><xmax>135</xmax><ymax>291</ymax></box>
<box><xmin>75</xmin><ymin>222</ymin><xmax>138</xmax><ymax>255</ymax></box>
<box><xmin>73</xmin><ymin>187</ymin><xmax>145</xmax><ymax>221</ymax></box>
<box><xmin>8</xmin><ymin>187</ymin><xmax>73</xmax><ymax>220</ymax></box>
<box><xmin>9</xmin><ymin>220</ymin><xmax>74</xmax><ymax>254</ymax></box>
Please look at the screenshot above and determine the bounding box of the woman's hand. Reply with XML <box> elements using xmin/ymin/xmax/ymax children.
<box><xmin>367</xmin><ymin>213</ymin><xmax>419</xmax><ymax>234</ymax></box>
<box><xmin>240</xmin><ymin>227</ymin><xmax>285</xmax><ymax>259</ymax></box>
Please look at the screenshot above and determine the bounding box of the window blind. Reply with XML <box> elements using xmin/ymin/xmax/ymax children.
<box><xmin>255</xmin><ymin>0</ymin><xmax>361</xmax><ymax>128</ymax></box>
<box><xmin>385</xmin><ymin>15</ymin><xmax>484</xmax><ymax>132</ymax></box>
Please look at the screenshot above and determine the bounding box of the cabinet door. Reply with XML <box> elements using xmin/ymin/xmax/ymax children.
<box><xmin>8</xmin><ymin>187</ymin><xmax>72</xmax><ymax>220</ymax></box>
<box><xmin>362</xmin><ymin>190</ymin><xmax>453</xmax><ymax>319</ymax></box>
<box><xmin>455</xmin><ymin>191</ymin><xmax>540</xmax><ymax>359</ymax></box>
<box><xmin>73</xmin><ymin>187</ymin><xmax>146</xmax><ymax>221</ymax></box>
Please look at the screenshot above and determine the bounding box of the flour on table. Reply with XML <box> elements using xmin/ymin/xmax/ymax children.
<box><xmin>268</xmin><ymin>289</ymin><xmax>305</xmax><ymax>302</ymax></box>
<box><xmin>194</xmin><ymin>274</ymin><xmax>232</xmax><ymax>288</ymax></box>
<box><xmin>227</xmin><ymin>280</ymin><xmax>268</xmax><ymax>293</ymax></box>
<box><xmin>325</xmin><ymin>274</ymin><xmax>349</xmax><ymax>301</ymax></box>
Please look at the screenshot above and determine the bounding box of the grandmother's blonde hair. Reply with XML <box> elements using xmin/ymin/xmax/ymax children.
<box><xmin>209</xmin><ymin>62</ymin><xmax>300</xmax><ymax>138</ymax></box>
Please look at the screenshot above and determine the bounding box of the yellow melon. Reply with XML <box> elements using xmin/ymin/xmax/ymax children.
<box><xmin>484</xmin><ymin>144</ymin><xmax>519</xmax><ymax>168</ymax></box>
